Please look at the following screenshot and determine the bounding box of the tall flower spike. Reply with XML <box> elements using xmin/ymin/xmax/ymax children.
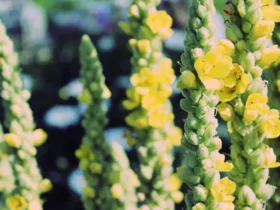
<box><xmin>76</xmin><ymin>35</ymin><xmax>138</xmax><ymax>210</ymax></box>
<box><xmin>0</xmin><ymin>21</ymin><xmax>50</xmax><ymax>209</ymax></box>
<box><xmin>220</xmin><ymin>0</ymin><xmax>280</xmax><ymax>209</ymax></box>
<box><xmin>266</xmin><ymin>1</ymin><xmax>280</xmax><ymax>208</ymax></box>
<box><xmin>120</xmin><ymin>0</ymin><xmax>183</xmax><ymax>209</ymax></box>
<box><xmin>178</xmin><ymin>0</ymin><xmax>236</xmax><ymax>209</ymax></box>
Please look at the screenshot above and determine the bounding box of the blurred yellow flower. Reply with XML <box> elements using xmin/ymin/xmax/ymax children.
<box><xmin>6</xmin><ymin>195</ymin><xmax>27</xmax><ymax>210</ymax></box>
<box><xmin>261</xmin><ymin>146</ymin><xmax>280</xmax><ymax>168</ymax></box>
<box><xmin>4</xmin><ymin>133</ymin><xmax>22</xmax><ymax>148</ymax></box>
<box><xmin>148</xmin><ymin>110</ymin><xmax>174</xmax><ymax>128</ymax></box>
<box><xmin>262</xmin><ymin>0</ymin><xmax>280</xmax><ymax>22</ymax></box>
<box><xmin>111</xmin><ymin>183</ymin><xmax>124</xmax><ymax>199</ymax></box>
<box><xmin>147</xmin><ymin>11</ymin><xmax>173</xmax><ymax>39</ymax></box>
<box><xmin>260</xmin><ymin>109</ymin><xmax>280</xmax><ymax>138</ymax></box>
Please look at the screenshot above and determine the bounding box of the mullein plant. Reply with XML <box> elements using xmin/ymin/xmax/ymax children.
<box><xmin>75</xmin><ymin>35</ymin><xmax>139</xmax><ymax>210</ymax></box>
<box><xmin>119</xmin><ymin>0</ymin><xmax>183</xmax><ymax>209</ymax></box>
<box><xmin>176</xmin><ymin>0</ymin><xmax>237</xmax><ymax>209</ymax></box>
<box><xmin>213</xmin><ymin>0</ymin><xmax>280</xmax><ymax>209</ymax></box>
<box><xmin>266</xmin><ymin>0</ymin><xmax>280</xmax><ymax>208</ymax></box>
<box><xmin>0</xmin><ymin>21</ymin><xmax>51</xmax><ymax>210</ymax></box>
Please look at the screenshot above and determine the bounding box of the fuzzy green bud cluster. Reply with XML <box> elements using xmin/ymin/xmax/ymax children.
<box><xmin>178</xmin><ymin>1</ymin><xmax>237</xmax><ymax>210</ymax></box>
<box><xmin>220</xmin><ymin>0</ymin><xmax>280</xmax><ymax>209</ymax></box>
<box><xmin>0</xmin><ymin>21</ymin><xmax>51</xmax><ymax>210</ymax></box>
<box><xmin>119</xmin><ymin>0</ymin><xmax>183</xmax><ymax>209</ymax></box>
<box><xmin>76</xmin><ymin>35</ymin><xmax>138</xmax><ymax>210</ymax></box>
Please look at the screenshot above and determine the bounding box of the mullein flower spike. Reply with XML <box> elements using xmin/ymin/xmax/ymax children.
<box><xmin>177</xmin><ymin>0</ymin><xmax>236</xmax><ymax>210</ymax></box>
<box><xmin>76</xmin><ymin>35</ymin><xmax>138</xmax><ymax>210</ymax></box>
<box><xmin>216</xmin><ymin>0</ymin><xmax>280</xmax><ymax>209</ymax></box>
<box><xmin>120</xmin><ymin>0</ymin><xmax>183</xmax><ymax>209</ymax></box>
<box><xmin>0</xmin><ymin>21</ymin><xmax>51</xmax><ymax>210</ymax></box>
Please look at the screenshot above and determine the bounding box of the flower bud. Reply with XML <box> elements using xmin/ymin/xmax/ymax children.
<box><xmin>238</xmin><ymin>185</ymin><xmax>256</xmax><ymax>206</ymax></box>
<box><xmin>177</xmin><ymin>165</ymin><xmax>200</xmax><ymax>185</ymax></box>
<box><xmin>185</xmin><ymin>131</ymin><xmax>199</xmax><ymax>145</ymax></box>
<box><xmin>110</xmin><ymin>183</ymin><xmax>124</xmax><ymax>199</ymax></box>
<box><xmin>4</xmin><ymin>133</ymin><xmax>21</xmax><ymax>148</ymax></box>
<box><xmin>83</xmin><ymin>187</ymin><xmax>96</xmax><ymax>198</ymax></box>
<box><xmin>193</xmin><ymin>185</ymin><xmax>208</xmax><ymax>202</ymax></box>
<box><xmin>204</xmin><ymin>168</ymin><xmax>220</xmax><ymax>188</ymax></box>
<box><xmin>177</xmin><ymin>71</ymin><xmax>198</xmax><ymax>89</ymax></box>
<box><xmin>180</xmin><ymin>99</ymin><xmax>196</xmax><ymax>113</ymax></box>
<box><xmin>192</xmin><ymin>202</ymin><xmax>206</xmax><ymax>210</ymax></box>
<box><xmin>197</xmin><ymin>144</ymin><xmax>209</xmax><ymax>159</ymax></box>
<box><xmin>186</xmin><ymin>152</ymin><xmax>199</xmax><ymax>168</ymax></box>
<box><xmin>217</xmin><ymin>103</ymin><xmax>235</xmax><ymax>121</ymax></box>
<box><xmin>226</xmin><ymin>24</ymin><xmax>243</xmax><ymax>42</ymax></box>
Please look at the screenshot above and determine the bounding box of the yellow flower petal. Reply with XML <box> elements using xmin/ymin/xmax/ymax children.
<box><xmin>262</xmin><ymin>6</ymin><xmax>280</xmax><ymax>22</ymax></box>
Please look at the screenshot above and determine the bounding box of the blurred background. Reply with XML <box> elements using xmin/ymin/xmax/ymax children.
<box><xmin>0</xmin><ymin>0</ymin><xmax>228</xmax><ymax>209</ymax></box>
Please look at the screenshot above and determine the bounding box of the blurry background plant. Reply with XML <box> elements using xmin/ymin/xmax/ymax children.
<box><xmin>6</xmin><ymin>0</ymin><xmax>277</xmax><ymax>209</ymax></box>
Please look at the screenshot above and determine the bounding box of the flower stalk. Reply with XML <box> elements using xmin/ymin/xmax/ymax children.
<box><xmin>76</xmin><ymin>35</ymin><xmax>139</xmax><ymax>210</ymax></box>
<box><xmin>120</xmin><ymin>0</ymin><xmax>183</xmax><ymax>209</ymax></box>
<box><xmin>177</xmin><ymin>0</ymin><xmax>236</xmax><ymax>209</ymax></box>
<box><xmin>218</xmin><ymin>0</ymin><xmax>280</xmax><ymax>209</ymax></box>
<box><xmin>0</xmin><ymin>21</ymin><xmax>50</xmax><ymax>210</ymax></box>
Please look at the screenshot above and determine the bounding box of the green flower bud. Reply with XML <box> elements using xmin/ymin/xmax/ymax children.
<box><xmin>185</xmin><ymin>131</ymin><xmax>199</xmax><ymax>145</ymax></box>
<box><xmin>186</xmin><ymin>152</ymin><xmax>199</xmax><ymax>168</ymax></box>
<box><xmin>197</xmin><ymin>144</ymin><xmax>209</xmax><ymax>159</ymax></box>
<box><xmin>238</xmin><ymin>185</ymin><xmax>256</xmax><ymax>206</ymax></box>
<box><xmin>254</xmin><ymin>182</ymin><xmax>276</xmax><ymax>201</ymax></box>
<box><xmin>192</xmin><ymin>202</ymin><xmax>206</xmax><ymax>210</ymax></box>
<box><xmin>177</xmin><ymin>71</ymin><xmax>198</xmax><ymax>89</ymax></box>
<box><xmin>226</xmin><ymin>24</ymin><xmax>243</xmax><ymax>42</ymax></box>
<box><xmin>141</xmin><ymin>166</ymin><xmax>153</xmax><ymax>180</ymax></box>
<box><xmin>186</xmin><ymin>114</ymin><xmax>198</xmax><ymax>129</ymax></box>
<box><xmin>203</xmin><ymin>168</ymin><xmax>220</xmax><ymax>188</ymax></box>
<box><xmin>193</xmin><ymin>185</ymin><xmax>208</xmax><ymax>202</ymax></box>
<box><xmin>180</xmin><ymin>99</ymin><xmax>196</xmax><ymax>113</ymax></box>
<box><xmin>177</xmin><ymin>165</ymin><xmax>200</xmax><ymax>185</ymax></box>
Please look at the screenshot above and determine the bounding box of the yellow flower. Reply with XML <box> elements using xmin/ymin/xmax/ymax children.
<box><xmin>259</xmin><ymin>45</ymin><xmax>280</xmax><ymax>69</ymax></box>
<box><xmin>146</xmin><ymin>11</ymin><xmax>173</xmax><ymax>39</ymax></box>
<box><xmin>243</xmin><ymin>93</ymin><xmax>269</xmax><ymax>123</ymax></box>
<box><xmin>211</xmin><ymin>177</ymin><xmax>236</xmax><ymax>203</ymax></box>
<box><xmin>168</xmin><ymin>174</ymin><xmax>182</xmax><ymax>192</ymax></box>
<box><xmin>141</xmin><ymin>90</ymin><xmax>167</xmax><ymax>111</ymax></box>
<box><xmin>130</xmin><ymin>68</ymin><xmax>157</xmax><ymax>95</ymax></box>
<box><xmin>111</xmin><ymin>183</ymin><xmax>124</xmax><ymax>199</ymax></box>
<box><xmin>4</xmin><ymin>133</ymin><xmax>22</xmax><ymax>148</ymax></box>
<box><xmin>215</xmin><ymin>154</ymin><xmax>234</xmax><ymax>172</ymax></box>
<box><xmin>217</xmin><ymin>103</ymin><xmax>235</xmax><ymax>121</ymax></box>
<box><xmin>260</xmin><ymin>109</ymin><xmax>280</xmax><ymax>138</ymax></box>
<box><xmin>148</xmin><ymin>110</ymin><xmax>174</xmax><ymax>128</ymax></box>
<box><xmin>218</xmin><ymin>64</ymin><xmax>250</xmax><ymax>102</ymax></box>
<box><xmin>262</xmin><ymin>0</ymin><xmax>280</xmax><ymax>22</ymax></box>
<box><xmin>32</xmin><ymin>129</ymin><xmax>47</xmax><ymax>146</ymax></box>
<box><xmin>261</xmin><ymin>146</ymin><xmax>280</xmax><ymax>168</ymax></box>
<box><xmin>218</xmin><ymin>40</ymin><xmax>235</xmax><ymax>57</ymax></box>
<box><xmin>169</xmin><ymin>174</ymin><xmax>184</xmax><ymax>203</ymax></box>
<box><xmin>6</xmin><ymin>195</ymin><xmax>27</xmax><ymax>210</ymax></box>
<box><xmin>123</xmin><ymin>88</ymin><xmax>141</xmax><ymax>110</ymax></box>
<box><xmin>251</xmin><ymin>20</ymin><xmax>275</xmax><ymax>39</ymax></box>
<box><xmin>165</xmin><ymin>126</ymin><xmax>182</xmax><ymax>150</ymax></box>
<box><xmin>194</xmin><ymin>47</ymin><xmax>233</xmax><ymax>90</ymax></box>
<box><xmin>137</xmin><ymin>40</ymin><xmax>151</xmax><ymax>54</ymax></box>
<box><xmin>155</xmin><ymin>58</ymin><xmax>175</xmax><ymax>85</ymax></box>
